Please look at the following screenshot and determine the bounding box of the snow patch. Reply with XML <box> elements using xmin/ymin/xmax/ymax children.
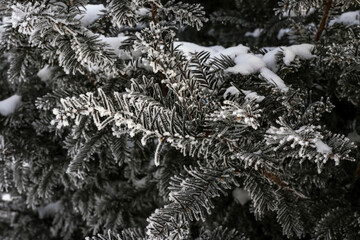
<box><xmin>213</xmin><ymin>45</ymin><xmax>249</xmax><ymax>59</ymax></box>
<box><xmin>136</xmin><ymin>7</ymin><xmax>150</xmax><ymax>17</ymax></box>
<box><xmin>174</xmin><ymin>42</ymin><xmax>219</xmax><ymax>58</ymax></box>
<box><xmin>262</xmin><ymin>44</ymin><xmax>315</xmax><ymax>71</ymax></box>
<box><xmin>315</xmin><ymin>140</ymin><xmax>332</xmax><ymax>154</ymax></box>
<box><xmin>100</xmin><ymin>34</ymin><xmax>132</xmax><ymax>59</ymax></box>
<box><xmin>277</xmin><ymin>28</ymin><xmax>291</xmax><ymax>40</ymax></box>
<box><xmin>78</xmin><ymin>4</ymin><xmax>106</xmax><ymax>27</ymax></box>
<box><xmin>232</xmin><ymin>188</ymin><xmax>251</xmax><ymax>206</ymax></box>
<box><xmin>283</xmin><ymin>44</ymin><xmax>315</xmax><ymax>65</ymax></box>
<box><xmin>259</xmin><ymin>68</ymin><xmax>289</xmax><ymax>92</ymax></box>
<box><xmin>329</xmin><ymin>11</ymin><xmax>360</xmax><ymax>26</ymax></box>
<box><xmin>262</xmin><ymin>47</ymin><xmax>281</xmax><ymax>72</ymax></box>
<box><xmin>0</xmin><ymin>95</ymin><xmax>22</xmax><ymax>116</ymax></box>
<box><xmin>245</xmin><ymin>28</ymin><xmax>263</xmax><ymax>38</ymax></box>
<box><xmin>37</xmin><ymin>65</ymin><xmax>53</xmax><ymax>81</ymax></box>
<box><xmin>223</xmin><ymin>86</ymin><xmax>240</xmax><ymax>99</ymax></box>
<box><xmin>175</xmin><ymin>42</ymin><xmax>316</xmax><ymax>92</ymax></box>
<box><xmin>224</xmin><ymin>87</ymin><xmax>265</xmax><ymax>103</ymax></box>
<box><xmin>241</xmin><ymin>90</ymin><xmax>265</xmax><ymax>102</ymax></box>
<box><xmin>225</xmin><ymin>54</ymin><xmax>266</xmax><ymax>75</ymax></box>
<box><xmin>1</xmin><ymin>193</ymin><xmax>12</xmax><ymax>202</ymax></box>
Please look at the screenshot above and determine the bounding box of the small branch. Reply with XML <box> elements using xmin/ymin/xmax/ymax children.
<box><xmin>151</xmin><ymin>3</ymin><xmax>159</xmax><ymax>25</ymax></box>
<box><xmin>314</xmin><ymin>0</ymin><xmax>333</xmax><ymax>42</ymax></box>
<box><xmin>263</xmin><ymin>169</ymin><xmax>287</xmax><ymax>188</ymax></box>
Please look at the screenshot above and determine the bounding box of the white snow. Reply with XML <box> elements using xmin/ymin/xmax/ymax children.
<box><xmin>277</xmin><ymin>28</ymin><xmax>291</xmax><ymax>40</ymax></box>
<box><xmin>329</xmin><ymin>11</ymin><xmax>360</xmax><ymax>26</ymax></box>
<box><xmin>262</xmin><ymin>44</ymin><xmax>315</xmax><ymax>71</ymax></box>
<box><xmin>283</xmin><ymin>44</ymin><xmax>315</xmax><ymax>65</ymax></box>
<box><xmin>225</xmin><ymin>54</ymin><xmax>266</xmax><ymax>75</ymax></box>
<box><xmin>241</xmin><ymin>90</ymin><xmax>265</xmax><ymax>102</ymax></box>
<box><xmin>1</xmin><ymin>193</ymin><xmax>12</xmax><ymax>202</ymax></box>
<box><xmin>77</xmin><ymin>4</ymin><xmax>106</xmax><ymax>27</ymax></box>
<box><xmin>174</xmin><ymin>42</ymin><xmax>219</xmax><ymax>58</ymax></box>
<box><xmin>259</xmin><ymin>68</ymin><xmax>289</xmax><ymax>92</ymax></box>
<box><xmin>245</xmin><ymin>28</ymin><xmax>263</xmax><ymax>38</ymax></box>
<box><xmin>174</xmin><ymin>42</ymin><xmax>316</xmax><ymax>92</ymax></box>
<box><xmin>315</xmin><ymin>139</ymin><xmax>332</xmax><ymax>154</ymax></box>
<box><xmin>207</xmin><ymin>45</ymin><xmax>226</xmax><ymax>52</ymax></box>
<box><xmin>213</xmin><ymin>45</ymin><xmax>249</xmax><ymax>59</ymax></box>
<box><xmin>232</xmin><ymin>188</ymin><xmax>251</xmax><ymax>206</ymax></box>
<box><xmin>37</xmin><ymin>65</ymin><xmax>53</xmax><ymax>81</ymax></box>
<box><xmin>136</xmin><ymin>7</ymin><xmax>150</xmax><ymax>17</ymax></box>
<box><xmin>0</xmin><ymin>95</ymin><xmax>21</xmax><ymax>116</ymax></box>
<box><xmin>262</xmin><ymin>48</ymin><xmax>281</xmax><ymax>71</ymax></box>
<box><xmin>101</xmin><ymin>33</ymin><xmax>130</xmax><ymax>58</ymax></box>
<box><xmin>223</xmin><ymin>87</ymin><xmax>264</xmax><ymax>103</ymax></box>
<box><xmin>223</xmin><ymin>86</ymin><xmax>240</xmax><ymax>99</ymax></box>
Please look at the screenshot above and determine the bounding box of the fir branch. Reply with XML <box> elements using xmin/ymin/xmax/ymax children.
<box><xmin>315</xmin><ymin>0</ymin><xmax>333</xmax><ymax>42</ymax></box>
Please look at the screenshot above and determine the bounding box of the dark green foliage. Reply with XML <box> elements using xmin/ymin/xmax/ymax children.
<box><xmin>0</xmin><ymin>0</ymin><xmax>360</xmax><ymax>240</ymax></box>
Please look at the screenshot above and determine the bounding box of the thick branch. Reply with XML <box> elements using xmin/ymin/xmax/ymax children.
<box><xmin>314</xmin><ymin>0</ymin><xmax>333</xmax><ymax>42</ymax></box>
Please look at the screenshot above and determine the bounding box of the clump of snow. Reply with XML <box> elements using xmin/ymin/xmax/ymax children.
<box><xmin>259</xmin><ymin>68</ymin><xmax>289</xmax><ymax>92</ymax></box>
<box><xmin>1</xmin><ymin>193</ymin><xmax>12</xmax><ymax>202</ymax></box>
<box><xmin>225</xmin><ymin>54</ymin><xmax>266</xmax><ymax>75</ymax></box>
<box><xmin>136</xmin><ymin>7</ymin><xmax>150</xmax><ymax>17</ymax></box>
<box><xmin>262</xmin><ymin>48</ymin><xmax>281</xmax><ymax>71</ymax></box>
<box><xmin>213</xmin><ymin>45</ymin><xmax>249</xmax><ymax>59</ymax></box>
<box><xmin>283</xmin><ymin>44</ymin><xmax>315</xmax><ymax>65</ymax></box>
<box><xmin>315</xmin><ymin>139</ymin><xmax>332</xmax><ymax>154</ymax></box>
<box><xmin>329</xmin><ymin>11</ymin><xmax>360</xmax><ymax>26</ymax></box>
<box><xmin>37</xmin><ymin>65</ymin><xmax>53</xmax><ymax>81</ymax></box>
<box><xmin>277</xmin><ymin>28</ymin><xmax>291</xmax><ymax>40</ymax></box>
<box><xmin>262</xmin><ymin>44</ymin><xmax>315</xmax><ymax>71</ymax></box>
<box><xmin>223</xmin><ymin>86</ymin><xmax>240</xmax><ymax>99</ymax></box>
<box><xmin>175</xmin><ymin>42</ymin><xmax>316</xmax><ymax>92</ymax></box>
<box><xmin>0</xmin><ymin>95</ymin><xmax>22</xmax><ymax>116</ymax></box>
<box><xmin>241</xmin><ymin>90</ymin><xmax>265</xmax><ymax>102</ymax></box>
<box><xmin>223</xmin><ymin>86</ymin><xmax>265</xmax><ymax>103</ymax></box>
<box><xmin>77</xmin><ymin>4</ymin><xmax>106</xmax><ymax>27</ymax></box>
<box><xmin>174</xmin><ymin>42</ymin><xmax>219</xmax><ymax>58</ymax></box>
<box><xmin>232</xmin><ymin>188</ymin><xmax>251</xmax><ymax>206</ymax></box>
<box><xmin>245</xmin><ymin>28</ymin><xmax>263</xmax><ymax>38</ymax></box>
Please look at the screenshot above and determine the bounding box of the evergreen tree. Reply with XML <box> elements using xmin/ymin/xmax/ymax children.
<box><xmin>0</xmin><ymin>0</ymin><xmax>360</xmax><ymax>239</ymax></box>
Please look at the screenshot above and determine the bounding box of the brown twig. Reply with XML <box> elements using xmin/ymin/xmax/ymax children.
<box><xmin>314</xmin><ymin>0</ymin><xmax>333</xmax><ymax>42</ymax></box>
<box><xmin>151</xmin><ymin>3</ymin><xmax>159</xmax><ymax>25</ymax></box>
<box><xmin>263</xmin><ymin>169</ymin><xmax>287</xmax><ymax>188</ymax></box>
